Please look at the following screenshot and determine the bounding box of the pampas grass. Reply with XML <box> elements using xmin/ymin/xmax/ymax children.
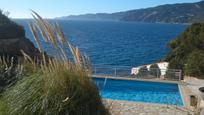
<box><xmin>0</xmin><ymin>56</ymin><xmax>23</xmax><ymax>92</ymax></box>
<box><xmin>0</xmin><ymin>11</ymin><xmax>109</xmax><ymax>115</ymax></box>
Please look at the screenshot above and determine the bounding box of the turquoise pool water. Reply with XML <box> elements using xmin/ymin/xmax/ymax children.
<box><xmin>94</xmin><ymin>78</ymin><xmax>183</xmax><ymax>106</ymax></box>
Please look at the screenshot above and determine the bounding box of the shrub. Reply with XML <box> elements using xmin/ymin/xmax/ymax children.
<box><xmin>0</xmin><ymin>57</ymin><xmax>22</xmax><ymax>92</ymax></box>
<box><xmin>185</xmin><ymin>50</ymin><xmax>204</xmax><ymax>79</ymax></box>
<box><xmin>137</xmin><ymin>66</ymin><xmax>149</xmax><ymax>77</ymax></box>
<box><xmin>1</xmin><ymin>64</ymin><xmax>107</xmax><ymax>115</ymax></box>
<box><xmin>149</xmin><ymin>64</ymin><xmax>161</xmax><ymax>77</ymax></box>
<box><xmin>166</xmin><ymin>22</ymin><xmax>204</xmax><ymax>79</ymax></box>
<box><xmin>0</xmin><ymin>11</ymin><xmax>109</xmax><ymax>115</ymax></box>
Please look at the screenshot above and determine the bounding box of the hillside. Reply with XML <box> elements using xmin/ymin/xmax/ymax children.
<box><xmin>0</xmin><ymin>10</ymin><xmax>40</xmax><ymax>58</ymax></box>
<box><xmin>0</xmin><ymin>10</ymin><xmax>42</xmax><ymax>90</ymax></box>
<box><xmin>122</xmin><ymin>1</ymin><xmax>204</xmax><ymax>23</ymax></box>
<box><xmin>166</xmin><ymin>22</ymin><xmax>204</xmax><ymax>79</ymax></box>
<box><xmin>0</xmin><ymin>10</ymin><xmax>25</xmax><ymax>38</ymax></box>
<box><xmin>58</xmin><ymin>12</ymin><xmax>125</xmax><ymax>21</ymax></box>
<box><xmin>59</xmin><ymin>1</ymin><xmax>204</xmax><ymax>23</ymax></box>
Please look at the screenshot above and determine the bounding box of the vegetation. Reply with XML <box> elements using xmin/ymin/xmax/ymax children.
<box><xmin>137</xmin><ymin>66</ymin><xmax>149</xmax><ymax>77</ymax></box>
<box><xmin>166</xmin><ymin>22</ymin><xmax>204</xmax><ymax>79</ymax></box>
<box><xmin>122</xmin><ymin>1</ymin><xmax>204</xmax><ymax>23</ymax></box>
<box><xmin>149</xmin><ymin>64</ymin><xmax>161</xmax><ymax>77</ymax></box>
<box><xmin>0</xmin><ymin>11</ymin><xmax>109</xmax><ymax>115</ymax></box>
<box><xmin>0</xmin><ymin>56</ymin><xmax>22</xmax><ymax>92</ymax></box>
<box><xmin>0</xmin><ymin>10</ymin><xmax>11</xmax><ymax>25</ymax></box>
<box><xmin>185</xmin><ymin>50</ymin><xmax>204</xmax><ymax>79</ymax></box>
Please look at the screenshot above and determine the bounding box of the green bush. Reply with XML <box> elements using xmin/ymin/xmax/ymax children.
<box><xmin>166</xmin><ymin>22</ymin><xmax>204</xmax><ymax>79</ymax></box>
<box><xmin>0</xmin><ymin>57</ymin><xmax>22</xmax><ymax>93</ymax></box>
<box><xmin>149</xmin><ymin>64</ymin><xmax>161</xmax><ymax>77</ymax></box>
<box><xmin>137</xmin><ymin>66</ymin><xmax>149</xmax><ymax>77</ymax></box>
<box><xmin>0</xmin><ymin>65</ymin><xmax>108</xmax><ymax>115</ymax></box>
<box><xmin>185</xmin><ymin>50</ymin><xmax>204</xmax><ymax>79</ymax></box>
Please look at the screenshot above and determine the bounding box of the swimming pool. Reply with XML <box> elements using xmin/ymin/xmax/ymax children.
<box><xmin>94</xmin><ymin>78</ymin><xmax>183</xmax><ymax>106</ymax></box>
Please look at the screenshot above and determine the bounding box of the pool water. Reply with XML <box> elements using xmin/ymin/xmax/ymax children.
<box><xmin>94</xmin><ymin>78</ymin><xmax>183</xmax><ymax>106</ymax></box>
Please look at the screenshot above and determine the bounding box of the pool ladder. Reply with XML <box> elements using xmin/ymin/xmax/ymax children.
<box><xmin>103</xmin><ymin>77</ymin><xmax>108</xmax><ymax>88</ymax></box>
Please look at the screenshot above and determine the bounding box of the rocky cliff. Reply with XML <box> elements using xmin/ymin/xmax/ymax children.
<box><xmin>0</xmin><ymin>11</ymin><xmax>41</xmax><ymax>92</ymax></box>
<box><xmin>0</xmin><ymin>11</ymin><xmax>40</xmax><ymax>59</ymax></box>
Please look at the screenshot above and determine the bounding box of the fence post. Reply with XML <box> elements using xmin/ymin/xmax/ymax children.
<box><xmin>179</xmin><ymin>70</ymin><xmax>182</xmax><ymax>81</ymax></box>
<box><xmin>157</xmin><ymin>68</ymin><xmax>159</xmax><ymax>79</ymax></box>
<box><xmin>114</xmin><ymin>68</ymin><xmax>117</xmax><ymax>77</ymax></box>
<box><xmin>94</xmin><ymin>67</ymin><xmax>96</xmax><ymax>75</ymax></box>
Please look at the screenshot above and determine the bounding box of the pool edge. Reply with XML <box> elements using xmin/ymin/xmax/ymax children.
<box><xmin>93</xmin><ymin>76</ymin><xmax>185</xmax><ymax>107</ymax></box>
<box><xmin>178</xmin><ymin>83</ymin><xmax>186</xmax><ymax>107</ymax></box>
<box><xmin>92</xmin><ymin>75</ymin><xmax>179</xmax><ymax>84</ymax></box>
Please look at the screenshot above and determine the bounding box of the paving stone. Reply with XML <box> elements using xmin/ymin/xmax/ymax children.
<box><xmin>104</xmin><ymin>99</ymin><xmax>190</xmax><ymax>115</ymax></box>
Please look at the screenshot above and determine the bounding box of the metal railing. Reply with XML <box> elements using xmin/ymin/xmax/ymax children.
<box><xmin>92</xmin><ymin>65</ymin><xmax>182</xmax><ymax>81</ymax></box>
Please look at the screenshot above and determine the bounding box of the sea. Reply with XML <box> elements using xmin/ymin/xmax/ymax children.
<box><xmin>14</xmin><ymin>20</ymin><xmax>187</xmax><ymax>67</ymax></box>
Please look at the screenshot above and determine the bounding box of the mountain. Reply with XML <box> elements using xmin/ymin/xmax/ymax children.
<box><xmin>58</xmin><ymin>12</ymin><xmax>125</xmax><ymax>21</ymax></box>
<box><xmin>59</xmin><ymin>1</ymin><xmax>204</xmax><ymax>23</ymax></box>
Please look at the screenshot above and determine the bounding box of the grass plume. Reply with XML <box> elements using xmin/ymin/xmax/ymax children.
<box><xmin>0</xmin><ymin>11</ymin><xmax>109</xmax><ymax>115</ymax></box>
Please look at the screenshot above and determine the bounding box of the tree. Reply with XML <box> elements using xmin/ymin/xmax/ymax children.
<box><xmin>137</xmin><ymin>66</ymin><xmax>149</xmax><ymax>77</ymax></box>
<box><xmin>0</xmin><ymin>9</ymin><xmax>17</xmax><ymax>25</ymax></box>
<box><xmin>149</xmin><ymin>64</ymin><xmax>161</xmax><ymax>77</ymax></box>
<box><xmin>166</xmin><ymin>22</ymin><xmax>204</xmax><ymax>79</ymax></box>
<box><xmin>185</xmin><ymin>50</ymin><xmax>204</xmax><ymax>79</ymax></box>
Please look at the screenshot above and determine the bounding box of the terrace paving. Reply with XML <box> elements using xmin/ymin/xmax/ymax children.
<box><xmin>104</xmin><ymin>99</ymin><xmax>191</xmax><ymax>115</ymax></box>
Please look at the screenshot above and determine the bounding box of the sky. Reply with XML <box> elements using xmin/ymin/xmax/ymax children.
<box><xmin>0</xmin><ymin>0</ymin><xmax>201</xmax><ymax>18</ymax></box>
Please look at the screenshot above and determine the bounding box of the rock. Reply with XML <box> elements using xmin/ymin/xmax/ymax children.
<box><xmin>0</xmin><ymin>24</ymin><xmax>42</xmax><ymax>60</ymax></box>
<box><xmin>0</xmin><ymin>12</ymin><xmax>41</xmax><ymax>59</ymax></box>
<box><xmin>0</xmin><ymin>37</ymin><xmax>41</xmax><ymax>58</ymax></box>
<box><xmin>0</xmin><ymin>24</ymin><xmax>25</xmax><ymax>39</ymax></box>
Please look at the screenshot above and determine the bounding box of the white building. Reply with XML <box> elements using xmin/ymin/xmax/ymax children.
<box><xmin>131</xmin><ymin>62</ymin><xmax>169</xmax><ymax>76</ymax></box>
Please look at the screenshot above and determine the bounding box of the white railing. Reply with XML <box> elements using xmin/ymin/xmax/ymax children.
<box><xmin>92</xmin><ymin>65</ymin><xmax>182</xmax><ymax>81</ymax></box>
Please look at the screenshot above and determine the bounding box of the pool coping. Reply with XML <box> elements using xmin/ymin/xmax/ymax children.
<box><xmin>178</xmin><ymin>83</ymin><xmax>186</xmax><ymax>107</ymax></box>
<box><xmin>92</xmin><ymin>75</ymin><xmax>179</xmax><ymax>84</ymax></box>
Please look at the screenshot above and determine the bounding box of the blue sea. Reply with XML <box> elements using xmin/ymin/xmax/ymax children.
<box><xmin>15</xmin><ymin>20</ymin><xmax>187</xmax><ymax>67</ymax></box>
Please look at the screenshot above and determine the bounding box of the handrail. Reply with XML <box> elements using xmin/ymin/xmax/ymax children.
<box><xmin>92</xmin><ymin>64</ymin><xmax>182</xmax><ymax>81</ymax></box>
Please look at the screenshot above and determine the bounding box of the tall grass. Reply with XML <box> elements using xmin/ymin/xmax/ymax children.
<box><xmin>0</xmin><ymin>11</ymin><xmax>109</xmax><ymax>115</ymax></box>
<box><xmin>0</xmin><ymin>56</ymin><xmax>23</xmax><ymax>92</ymax></box>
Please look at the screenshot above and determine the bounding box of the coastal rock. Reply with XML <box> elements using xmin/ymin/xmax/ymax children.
<box><xmin>0</xmin><ymin>37</ymin><xmax>41</xmax><ymax>58</ymax></box>
<box><xmin>0</xmin><ymin>11</ymin><xmax>41</xmax><ymax>58</ymax></box>
<box><xmin>0</xmin><ymin>24</ymin><xmax>41</xmax><ymax>59</ymax></box>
